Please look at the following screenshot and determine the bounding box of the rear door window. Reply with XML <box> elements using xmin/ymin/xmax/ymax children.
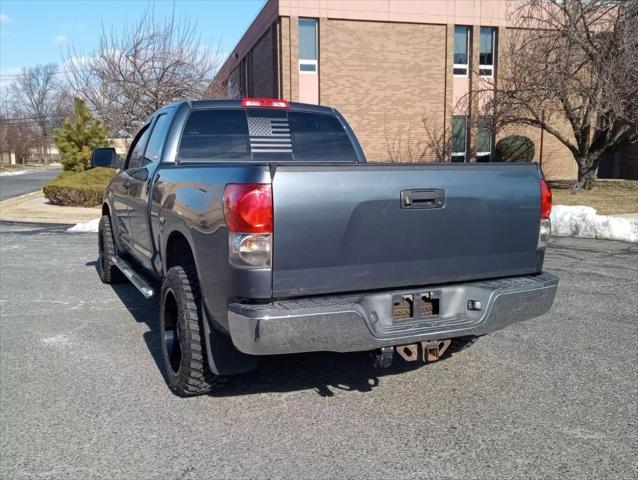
<box><xmin>177</xmin><ymin>109</ymin><xmax>358</xmax><ymax>162</ymax></box>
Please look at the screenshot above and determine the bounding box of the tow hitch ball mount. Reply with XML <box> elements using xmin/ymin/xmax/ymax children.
<box><xmin>372</xmin><ymin>339</ymin><xmax>452</xmax><ymax>368</ymax></box>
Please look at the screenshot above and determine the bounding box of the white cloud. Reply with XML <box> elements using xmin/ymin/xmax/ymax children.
<box><xmin>54</xmin><ymin>34</ymin><xmax>69</xmax><ymax>45</ymax></box>
<box><xmin>0</xmin><ymin>13</ymin><xmax>11</xmax><ymax>25</ymax></box>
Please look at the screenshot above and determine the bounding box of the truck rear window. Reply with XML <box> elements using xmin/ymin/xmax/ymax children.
<box><xmin>178</xmin><ymin>109</ymin><xmax>358</xmax><ymax>162</ymax></box>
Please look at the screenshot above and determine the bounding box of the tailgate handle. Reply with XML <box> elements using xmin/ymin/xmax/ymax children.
<box><xmin>401</xmin><ymin>189</ymin><xmax>445</xmax><ymax>209</ymax></box>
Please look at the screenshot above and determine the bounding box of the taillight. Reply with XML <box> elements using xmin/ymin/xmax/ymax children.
<box><xmin>540</xmin><ymin>179</ymin><xmax>552</xmax><ymax>219</ymax></box>
<box><xmin>223</xmin><ymin>184</ymin><xmax>272</xmax><ymax>233</ymax></box>
<box><xmin>241</xmin><ymin>97</ymin><xmax>289</xmax><ymax>109</ymax></box>
<box><xmin>223</xmin><ymin>184</ymin><xmax>272</xmax><ymax>268</ymax></box>
<box><xmin>538</xmin><ymin>179</ymin><xmax>552</xmax><ymax>248</ymax></box>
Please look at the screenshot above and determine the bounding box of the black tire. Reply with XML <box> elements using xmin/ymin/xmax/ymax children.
<box><xmin>98</xmin><ymin>215</ymin><xmax>125</xmax><ymax>284</ymax></box>
<box><xmin>160</xmin><ymin>264</ymin><xmax>219</xmax><ymax>396</ymax></box>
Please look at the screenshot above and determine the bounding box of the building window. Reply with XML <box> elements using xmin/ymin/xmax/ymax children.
<box><xmin>299</xmin><ymin>18</ymin><xmax>318</xmax><ymax>73</ymax></box>
<box><xmin>240</xmin><ymin>54</ymin><xmax>251</xmax><ymax>97</ymax></box>
<box><xmin>227</xmin><ymin>79</ymin><xmax>239</xmax><ymax>98</ymax></box>
<box><xmin>476</xmin><ymin>116</ymin><xmax>493</xmax><ymax>162</ymax></box>
<box><xmin>451</xmin><ymin>116</ymin><xmax>467</xmax><ymax>162</ymax></box>
<box><xmin>454</xmin><ymin>26</ymin><xmax>470</xmax><ymax>76</ymax></box>
<box><xmin>479</xmin><ymin>27</ymin><xmax>496</xmax><ymax>77</ymax></box>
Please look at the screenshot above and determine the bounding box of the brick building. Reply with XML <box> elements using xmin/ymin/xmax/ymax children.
<box><xmin>214</xmin><ymin>0</ymin><xmax>636</xmax><ymax>181</ymax></box>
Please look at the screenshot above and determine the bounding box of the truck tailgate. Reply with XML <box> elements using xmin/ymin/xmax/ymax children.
<box><xmin>272</xmin><ymin>163</ymin><xmax>541</xmax><ymax>297</ymax></box>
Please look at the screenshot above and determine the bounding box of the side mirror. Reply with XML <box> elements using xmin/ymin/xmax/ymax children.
<box><xmin>91</xmin><ymin>147</ymin><xmax>117</xmax><ymax>168</ymax></box>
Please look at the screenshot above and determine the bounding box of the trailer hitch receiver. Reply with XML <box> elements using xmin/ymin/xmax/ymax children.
<box><xmin>396</xmin><ymin>339</ymin><xmax>451</xmax><ymax>363</ymax></box>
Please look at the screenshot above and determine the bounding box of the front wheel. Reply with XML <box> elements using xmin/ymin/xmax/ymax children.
<box><xmin>160</xmin><ymin>265</ymin><xmax>219</xmax><ymax>396</ymax></box>
<box><xmin>97</xmin><ymin>215</ymin><xmax>125</xmax><ymax>284</ymax></box>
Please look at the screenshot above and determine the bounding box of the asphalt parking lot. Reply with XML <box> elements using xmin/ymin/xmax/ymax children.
<box><xmin>0</xmin><ymin>221</ymin><xmax>636</xmax><ymax>479</ymax></box>
<box><xmin>0</xmin><ymin>168</ymin><xmax>62</xmax><ymax>201</ymax></box>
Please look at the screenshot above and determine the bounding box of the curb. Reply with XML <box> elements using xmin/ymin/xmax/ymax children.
<box><xmin>0</xmin><ymin>165</ymin><xmax>61</xmax><ymax>177</ymax></box>
<box><xmin>0</xmin><ymin>191</ymin><xmax>100</xmax><ymax>225</ymax></box>
<box><xmin>0</xmin><ymin>191</ymin><xmax>41</xmax><ymax>206</ymax></box>
<box><xmin>0</xmin><ymin>220</ymin><xmax>75</xmax><ymax>229</ymax></box>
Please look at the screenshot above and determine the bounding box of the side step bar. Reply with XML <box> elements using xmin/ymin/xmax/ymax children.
<box><xmin>110</xmin><ymin>256</ymin><xmax>155</xmax><ymax>299</ymax></box>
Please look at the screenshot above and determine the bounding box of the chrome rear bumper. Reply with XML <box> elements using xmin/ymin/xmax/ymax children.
<box><xmin>228</xmin><ymin>273</ymin><xmax>558</xmax><ymax>355</ymax></box>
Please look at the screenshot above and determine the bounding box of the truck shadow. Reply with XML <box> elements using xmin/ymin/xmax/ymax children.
<box><xmin>216</xmin><ymin>351</ymin><xmax>424</xmax><ymax>398</ymax></box>
<box><xmin>98</xmin><ymin>269</ymin><xmax>433</xmax><ymax>398</ymax></box>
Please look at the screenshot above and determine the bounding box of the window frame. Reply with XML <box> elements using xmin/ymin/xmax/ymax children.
<box><xmin>124</xmin><ymin>122</ymin><xmax>152</xmax><ymax>171</ymax></box>
<box><xmin>479</xmin><ymin>27</ymin><xmax>496</xmax><ymax>78</ymax></box>
<box><xmin>241</xmin><ymin>54</ymin><xmax>252</xmax><ymax>97</ymax></box>
<box><xmin>453</xmin><ymin>25</ymin><xmax>470</xmax><ymax>78</ymax></box>
<box><xmin>299</xmin><ymin>59</ymin><xmax>318</xmax><ymax>73</ymax></box>
<box><xmin>298</xmin><ymin>18</ymin><xmax>319</xmax><ymax>74</ymax></box>
<box><xmin>143</xmin><ymin>113</ymin><xmax>171</xmax><ymax>164</ymax></box>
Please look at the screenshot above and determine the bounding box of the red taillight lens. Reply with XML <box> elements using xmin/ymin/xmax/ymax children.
<box><xmin>241</xmin><ymin>97</ymin><xmax>289</xmax><ymax>108</ymax></box>
<box><xmin>540</xmin><ymin>179</ymin><xmax>552</xmax><ymax>219</ymax></box>
<box><xmin>223</xmin><ymin>184</ymin><xmax>272</xmax><ymax>233</ymax></box>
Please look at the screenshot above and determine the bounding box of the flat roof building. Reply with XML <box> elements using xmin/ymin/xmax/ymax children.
<box><xmin>214</xmin><ymin>0</ymin><xmax>636</xmax><ymax>181</ymax></box>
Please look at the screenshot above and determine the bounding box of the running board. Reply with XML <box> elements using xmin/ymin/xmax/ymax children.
<box><xmin>110</xmin><ymin>256</ymin><xmax>155</xmax><ymax>299</ymax></box>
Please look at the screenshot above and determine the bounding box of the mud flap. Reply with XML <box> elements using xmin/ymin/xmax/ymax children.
<box><xmin>203</xmin><ymin>306</ymin><xmax>259</xmax><ymax>375</ymax></box>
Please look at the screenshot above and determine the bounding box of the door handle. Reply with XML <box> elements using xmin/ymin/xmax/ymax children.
<box><xmin>401</xmin><ymin>189</ymin><xmax>445</xmax><ymax>209</ymax></box>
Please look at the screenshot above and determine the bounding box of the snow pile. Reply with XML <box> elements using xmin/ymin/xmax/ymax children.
<box><xmin>551</xmin><ymin>205</ymin><xmax>638</xmax><ymax>243</ymax></box>
<box><xmin>0</xmin><ymin>169</ymin><xmax>37</xmax><ymax>177</ymax></box>
<box><xmin>67</xmin><ymin>218</ymin><xmax>100</xmax><ymax>233</ymax></box>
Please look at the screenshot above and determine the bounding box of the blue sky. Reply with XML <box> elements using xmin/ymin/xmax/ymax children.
<box><xmin>0</xmin><ymin>0</ymin><xmax>266</xmax><ymax>85</ymax></box>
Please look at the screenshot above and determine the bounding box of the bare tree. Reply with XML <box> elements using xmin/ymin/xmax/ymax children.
<box><xmin>10</xmin><ymin>64</ymin><xmax>62</xmax><ymax>162</ymax></box>
<box><xmin>204</xmin><ymin>79</ymin><xmax>230</xmax><ymax>99</ymax></box>
<box><xmin>64</xmin><ymin>11</ymin><xmax>222</xmax><ymax>137</ymax></box>
<box><xmin>386</xmin><ymin>115</ymin><xmax>453</xmax><ymax>163</ymax></box>
<box><xmin>0</xmin><ymin>111</ymin><xmax>41</xmax><ymax>164</ymax></box>
<box><xmin>469</xmin><ymin>0</ymin><xmax>638</xmax><ymax>188</ymax></box>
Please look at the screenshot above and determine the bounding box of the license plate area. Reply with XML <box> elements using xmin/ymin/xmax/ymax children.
<box><xmin>392</xmin><ymin>292</ymin><xmax>440</xmax><ymax>321</ymax></box>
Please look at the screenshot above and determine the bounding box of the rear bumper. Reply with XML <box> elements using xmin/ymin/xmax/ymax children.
<box><xmin>228</xmin><ymin>272</ymin><xmax>558</xmax><ymax>355</ymax></box>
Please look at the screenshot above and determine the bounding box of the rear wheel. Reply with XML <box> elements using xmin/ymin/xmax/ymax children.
<box><xmin>97</xmin><ymin>215</ymin><xmax>125</xmax><ymax>284</ymax></box>
<box><xmin>160</xmin><ymin>265</ymin><xmax>219</xmax><ymax>396</ymax></box>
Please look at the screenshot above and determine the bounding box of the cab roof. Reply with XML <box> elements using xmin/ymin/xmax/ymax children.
<box><xmin>161</xmin><ymin>98</ymin><xmax>335</xmax><ymax>115</ymax></box>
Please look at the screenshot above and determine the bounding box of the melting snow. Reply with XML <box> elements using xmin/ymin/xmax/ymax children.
<box><xmin>0</xmin><ymin>169</ymin><xmax>38</xmax><ymax>177</ymax></box>
<box><xmin>551</xmin><ymin>205</ymin><xmax>638</xmax><ymax>243</ymax></box>
<box><xmin>67</xmin><ymin>218</ymin><xmax>100</xmax><ymax>233</ymax></box>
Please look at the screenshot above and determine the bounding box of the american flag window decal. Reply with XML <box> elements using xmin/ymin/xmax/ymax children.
<box><xmin>247</xmin><ymin>116</ymin><xmax>293</xmax><ymax>154</ymax></box>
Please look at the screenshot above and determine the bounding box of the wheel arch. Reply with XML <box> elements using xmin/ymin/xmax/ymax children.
<box><xmin>163</xmin><ymin>228</ymin><xmax>197</xmax><ymax>275</ymax></box>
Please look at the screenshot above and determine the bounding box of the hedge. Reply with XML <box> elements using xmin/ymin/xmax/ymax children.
<box><xmin>494</xmin><ymin>135</ymin><xmax>535</xmax><ymax>162</ymax></box>
<box><xmin>43</xmin><ymin>167</ymin><xmax>117</xmax><ymax>207</ymax></box>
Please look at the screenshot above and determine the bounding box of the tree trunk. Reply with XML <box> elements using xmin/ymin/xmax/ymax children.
<box><xmin>576</xmin><ymin>156</ymin><xmax>598</xmax><ymax>190</ymax></box>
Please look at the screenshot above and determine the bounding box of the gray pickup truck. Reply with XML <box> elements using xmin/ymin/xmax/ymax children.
<box><xmin>92</xmin><ymin>98</ymin><xmax>558</xmax><ymax>396</ymax></box>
